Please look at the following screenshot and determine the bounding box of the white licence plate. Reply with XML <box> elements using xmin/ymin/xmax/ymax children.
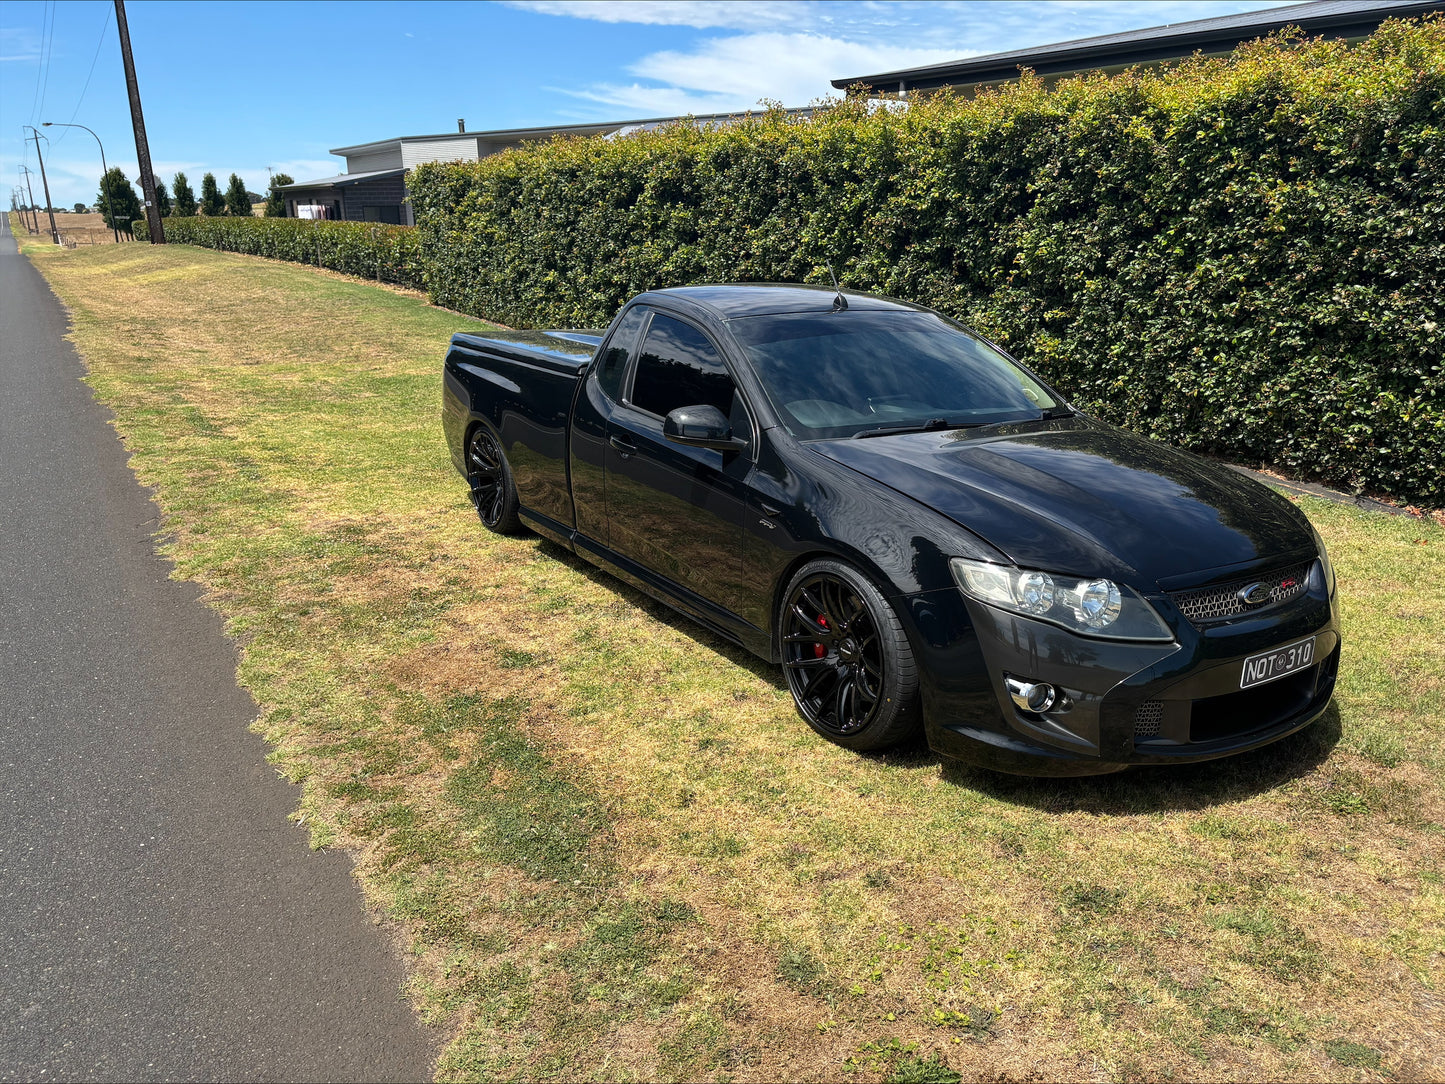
<box><xmin>1240</xmin><ymin>636</ymin><xmax>1316</xmax><ymax>689</ymax></box>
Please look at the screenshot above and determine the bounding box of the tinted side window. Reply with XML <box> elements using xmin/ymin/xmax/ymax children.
<box><xmin>630</xmin><ymin>314</ymin><xmax>734</xmax><ymax>420</ymax></box>
<box><xmin>596</xmin><ymin>306</ymin><xmax>648</xmax><ymax>402</ymax></box>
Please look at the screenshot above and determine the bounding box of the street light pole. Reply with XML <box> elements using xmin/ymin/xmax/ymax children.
<box><xmin>23</xmin><ymin>127</ymin><xmax>61</xmax><ymax>244</ymax></box>
<box><xmin>43</xmin><ymin>121</ymin><xmax>120</xmax><ymax>243</ymax></box>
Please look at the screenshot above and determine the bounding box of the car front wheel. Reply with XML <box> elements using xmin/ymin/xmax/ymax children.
<box><xmin>779</xmin><ymin>559</ymin><xmax>922</xmax><ymax>751</ymax></box>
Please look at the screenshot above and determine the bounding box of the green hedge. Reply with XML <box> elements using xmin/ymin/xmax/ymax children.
<box><xmin>133</xmin><ymin>215</ymin><xmax>425</xmax><ymax>289</ymax></box>
<box><xmin>410</xmin><ymin>18</ymin><xmax>1444</xmax><ymax>505</ymax></box>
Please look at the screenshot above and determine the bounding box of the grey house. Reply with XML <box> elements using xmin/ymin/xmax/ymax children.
<box><xmin>279</xmin><ymin>110</ymin><xmax>814</xmax><ymax>225</ymax></box>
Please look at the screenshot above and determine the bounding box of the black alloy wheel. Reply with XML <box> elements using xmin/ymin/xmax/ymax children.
<box><xmin>780</xmin><ymin>559</ymin><xmax>920</xmax><ymax>751</ymax></box>
<box><xmin>466</xmin><ymin>425</ymin><xmax>521</xmax><ymax>534</ymax></box>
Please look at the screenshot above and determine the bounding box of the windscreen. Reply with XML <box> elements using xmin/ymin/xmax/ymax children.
<box><xmin>730</xmin><ymin>310</ymin><xmax>1061</xmax><ymax>439</ymax></box>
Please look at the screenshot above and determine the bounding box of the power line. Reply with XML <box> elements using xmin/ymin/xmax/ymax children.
<box><xmin>53</xmin><ymin>3</ymin><xmax>114</xmax><ymax>146</ymax></box>
<box><xmin>28</xmin><ymin>1</ymin><xmax>53</xmax><ymax>125</ymax></box>
<box><xmin>37</xmin><ymin>0</ymin><xmax>58</xmax><ymax>124</ymax></box>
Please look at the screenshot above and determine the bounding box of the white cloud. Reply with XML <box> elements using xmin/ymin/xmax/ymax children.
<box><xmin>554</xmin><ymin>82</ymin><xmax>755</xmax><ymax>118</ymax></box>
<box><xmin>0</xmin><ymin>25</ymin><xmax>43</xmax><ymax>62</ymax></box>
<box><xmin>638</xmin><ymin>31</ymin><xmax>966</xmax><ymax>99</ymax></box>
<box><xmin>507</xmin><ymin>1</ymin><xmax>812</xmax><ymax>31</ymax></box>
<box><xmin>557</xmin><ymin>30</ymin><xmax>971</xmax><ymax>115</ymax></box>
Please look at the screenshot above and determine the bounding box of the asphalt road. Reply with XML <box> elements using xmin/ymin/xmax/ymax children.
<box><xmin>0</xmin><ymin>217</ymin><xmax>435</xmax><ymax>1082</ymax></box>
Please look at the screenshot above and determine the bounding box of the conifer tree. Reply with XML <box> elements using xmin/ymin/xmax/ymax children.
<box><xmin>264</xmin><ymin>173</ymin><xmax>294</xmax><ymax>217</ymax></box>
<box><xmin>199</xmin><ymin>172</ymin><xmax>225</xmax><ymax>216</ymax></box>
<box><xmin>153</xmin><ymin>179</ymin><xmax>172</xmax><ymax>218</ymax></box>
<box><xmin>172</xmin><ymin>171</ymin><xmax>197</xmax><ymax>216</ymax></box>
<box><xmin>97</xmin><ymin>167</ymin><xmax>142</xmax><ymax>233</ymax></box>
<box><xmin>224</xmin><ymin>173</ymin><xmax>252</xmax><ymax>217</ymax></box>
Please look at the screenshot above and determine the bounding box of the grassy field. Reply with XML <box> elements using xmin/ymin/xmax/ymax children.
<box><xmin>18</xmin><ymin>233</ymin><xmax>1444</xmax><ymax>1083</ymax></box>
<box><xmin>15</xmin><ymin>210</ymin><xmax>140</xmax><ymax>246</ymax></box>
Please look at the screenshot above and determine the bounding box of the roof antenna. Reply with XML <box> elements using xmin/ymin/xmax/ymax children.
<box><xmin>827</xmin><ymin>263</ymin><xmax>848</xmax><ymax>311</ymax></box>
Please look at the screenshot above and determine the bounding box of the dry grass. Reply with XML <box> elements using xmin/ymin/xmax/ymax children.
<box><xmin>13</xmin><ymin>209</ymin><xmax>141</xmax><ymax>245</ymax></box>
<box><xmin>20</xmin><ymin>235</ymin><xmax>1444</xmax><ymax>1084</ymax></box>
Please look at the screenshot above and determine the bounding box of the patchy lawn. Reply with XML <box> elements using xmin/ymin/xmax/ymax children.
<box><xmin>20</xmin><ymin>235</ymin><xmax>1444</xmax><ymax>1083</ymax></box>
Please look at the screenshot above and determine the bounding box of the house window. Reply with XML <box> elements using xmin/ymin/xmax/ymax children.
<box><xmin>363</xmin><ymin>205</ymin><xmax>402</xmax><ymax>224</ymax></box>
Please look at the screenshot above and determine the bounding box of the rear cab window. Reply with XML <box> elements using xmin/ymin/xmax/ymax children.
<box><xmin>596</xmin><ymin>306</ymin><xmax>649</xmax><ymax>402</ymax></box>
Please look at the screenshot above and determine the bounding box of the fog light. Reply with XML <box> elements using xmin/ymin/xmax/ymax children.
<box><xmin>1005</xmin><ymin>677</ymin><xmax>1058</xmax><ymax>714</ymax></box>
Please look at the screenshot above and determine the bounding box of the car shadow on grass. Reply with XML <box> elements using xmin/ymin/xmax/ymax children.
<box><xmin>937</xmin><ymin>703</ymin><xmax>1342</xmax><ymax>814</ymax></box>
<box><xmin>537</xmin><ymin>538</ymin><xmax>1342</xmax><ymax>813</ymax></box>
<box><xmin>535</xmin><ymin>539</ymin><xmax>782</xmax><ymax>684</ymax></box>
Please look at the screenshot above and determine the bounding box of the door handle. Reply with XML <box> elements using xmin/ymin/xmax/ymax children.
<box><xmin>609</xmin><ymin>434</ymin><xmax>636</xmax><ymax>458</ymax></box>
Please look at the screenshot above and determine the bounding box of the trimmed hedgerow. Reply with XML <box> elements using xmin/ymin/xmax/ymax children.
<box><xmin>134</xmin><ymin>215</ymin><xmax>425</xmax><ymax>289</ymax></box>
<box><xmin>410</xmin><ymin>18</ymin><xmax>1444</xmax><ymax>505</ymax></box>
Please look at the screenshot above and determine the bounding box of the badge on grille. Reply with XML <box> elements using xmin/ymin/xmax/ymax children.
<box><xmin>1238</xmin><ymin>582</ymin><xmax>1270</xmax><ymax>606</ymax></box>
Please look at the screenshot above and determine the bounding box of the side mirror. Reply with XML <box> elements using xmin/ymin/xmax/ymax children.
<box><xmin>663</xmin><ymin>405</ymin><xmax>746</xmax><ymax>451</ymax></box>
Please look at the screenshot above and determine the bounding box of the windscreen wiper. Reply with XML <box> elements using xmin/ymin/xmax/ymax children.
<box><xmin>1041</xmin><ymin>406</ymin><xmax>1074</xmax><ymax>419</ymax></box>
<box><xmin>854</xmin><ymin>417</ymin><xmax>978</xmax><ymax>439</ymax></box>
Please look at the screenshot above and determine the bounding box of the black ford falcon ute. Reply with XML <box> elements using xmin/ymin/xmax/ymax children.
<box><xmin>441</xmin><ymin>284</ymin><xmax>1340</xmax><ymax>776</ymax></box>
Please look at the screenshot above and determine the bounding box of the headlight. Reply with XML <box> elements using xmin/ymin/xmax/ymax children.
<box><xmin>1310</xmin><ymin>525</ymin><xmax>1336</xmax><ymax>598</ymax></box>
<box><xmin>950</xmin><ymin>557</ymin><xmax>1174</xmax><ymax>641</ymax></box>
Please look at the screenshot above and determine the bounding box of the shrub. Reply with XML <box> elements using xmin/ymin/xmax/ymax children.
<box><xmin>138</xmin><ymin>214</ymin><xmax>425</xmax><ymax>289</ymax></box>
<box><xmin>408</xmin><ymin>17</ymin><xmax>1445</xmax><ymax>505</ymax></box>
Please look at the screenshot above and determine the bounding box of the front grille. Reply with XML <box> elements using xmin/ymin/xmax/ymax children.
<box><xmin>1134</xmin><ymin>700</ymin><xmax>1164</xmax><ymax>739</ymax></box>
<box><xmin>1168</xmin><ymin>561</ymin><xmax>1313</xmax><ymax>626</ymax></box>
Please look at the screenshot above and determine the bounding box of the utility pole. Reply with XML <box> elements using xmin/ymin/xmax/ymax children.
<box><xmin>19</xmin><ymin>166</ymin><xmax>41</xmax><ymax>233</ymax></box>
<box><xmin>24</xmin><ymin>127</ymin><xmax>60</xmax><ymax>244</ymax></box>
<box><xmin>114</xmin><ymin>0</ymin><xmax>164</xmax><ymax>243</ymax></box>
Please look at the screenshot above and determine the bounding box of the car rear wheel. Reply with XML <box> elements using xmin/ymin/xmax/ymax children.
<box><xmin>466</xmin><ymin>425</ymin><xmax>522</xmax><ymax>534</ymax></box>
<box><xmin>780</xmin><ymin>559</ymin><xmax>921</xmax><ymax>751</ymax></box>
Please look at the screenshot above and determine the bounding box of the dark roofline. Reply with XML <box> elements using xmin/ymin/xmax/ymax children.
<box><xmin>330</xmin><ymin>107</ymin><xmax>815</xmax><ymax>157</ymax></box>
<box><xmin>831</xmin><ymin>1</ymin><xmax>1441</xmax><ymax>93</ymax></box>
<box><xmin>275</xmin><ymin>168</ymin><xmax>406</xmax><ymax>192</ymax></box>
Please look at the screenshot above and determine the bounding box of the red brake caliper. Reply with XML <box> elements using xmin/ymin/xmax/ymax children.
<box><xmin>815</xmin><ymin>615</ymin><xmax>828</xmax><ymax>658</ymax></box>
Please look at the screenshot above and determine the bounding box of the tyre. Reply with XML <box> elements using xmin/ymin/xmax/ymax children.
<box><xmin>465</xmin><ymin>425</ymin><xmax>522</xmax><ymax>534</ymax></box>
<box><xmin>779</xmin><ymin>558</ymin><xmax>922</xmax><ymax>751</ymax></box>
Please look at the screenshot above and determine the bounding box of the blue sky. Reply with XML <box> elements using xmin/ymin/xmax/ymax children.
<box><xmin>2</xmin><ymin>0</ymin><xmax>1294</xmax><ymax>209</ymax></box>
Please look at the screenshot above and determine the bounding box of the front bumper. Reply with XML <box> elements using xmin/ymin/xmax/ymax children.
<box><xmin>902</xmin><ymin>566</ymin><xmax>1341</xmax><ymax>777</ymax></box>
